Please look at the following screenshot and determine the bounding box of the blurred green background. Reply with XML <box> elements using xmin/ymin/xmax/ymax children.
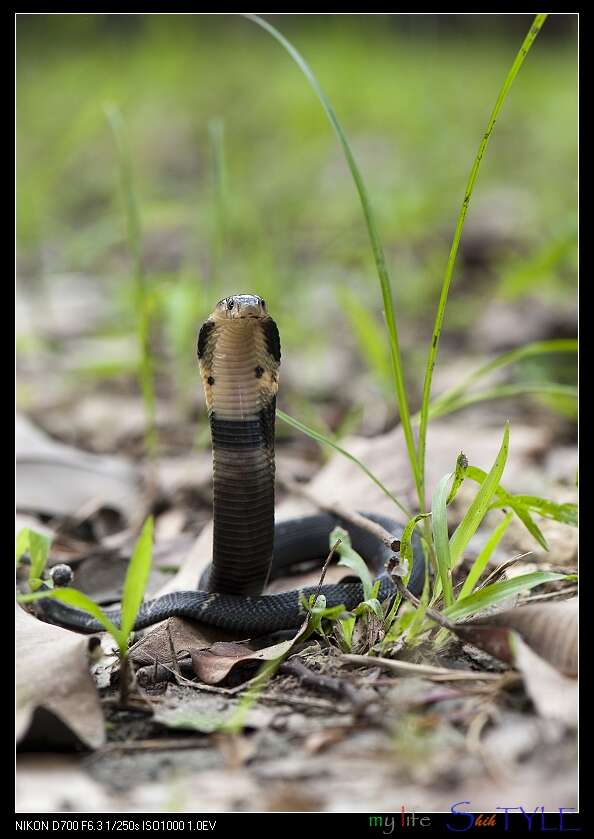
<box><xmin>16</xmin><ymin>14</ymin><xmax>577</xmax><ymax>448</ymax></box>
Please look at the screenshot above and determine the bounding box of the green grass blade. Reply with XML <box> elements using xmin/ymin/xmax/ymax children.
<box><xmin>105</xmin><ymin>104</ymin><xmax>157</xmax><ymax>458</ymax></box>
<box><xmin>417</xmin><ymin>14</ymin><xmax>548</xmax><ymax>499</ymax></box>
<box><xmin>464</xmin><ymin>465</ymin><xmax>548</xmax><ymax>550</ymax></box>
<box><xmin>120</xmin><ymin>516</ymin><xmax>154</xmax><ymax>641</ymax></box>
<box><xmin>425</xmin><ymin>339</ymin><xmax>577</xmax><ymax>419</ymax></box>
<box><xmin>18</xmin><ymin>588</ymin><xmax>125</xmax><ymax>650</ymax></box>
<box><xmin>208</xmin><ymin>117</ymin><xmax>227</xmax><ymax>278</ymax></box>
<box><xmin>339</xmin><ymin>289</ymin><xmax>392</xmax><ymax>389</ymax></box>
<box><xmin>457</xmin><ymin>511</ymin><xmax>513</xmax><ymax>600</ymax></box>
<box><xmin>491</xmin><ymin>495</ymin><xmax>578</xmax><ymax>527</ymax></box>
<box><xmin>427</xmin><ymin>383</ymin><xmax>577</xmax><ymax>421</ymax></box>
<box><xmin>331</xmin><ymin>526</ymin><xmax>374</xmax><ymax>601</ymax></box>
<box><xmin>277</xmin><ymin>409</ymin><xmax>410</xmax><ymax>518</ymax></box>
<box><xmin>449</xmin><ymin>423</ymin><xmax>509</xmax><ymax>567</ymax></box>
<box><xmin>245</xmin><ymin>13</ymin><xmax>423</xmax><ymax>512</ymax></box>
<box><xmin>443</xmin><ymin>571</ymin><xmax>575</xmax><ymax>622</ymax></box>
<box><xmin>431</xmin><ymin>472</ymin><xmax>455</xmax><ymax>607</ymax></box>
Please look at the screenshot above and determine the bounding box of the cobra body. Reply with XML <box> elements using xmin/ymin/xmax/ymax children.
<box><xmin>37</xmin><ymin>295</ymin><xmax>425</xmax><ymax>635</ymax></box>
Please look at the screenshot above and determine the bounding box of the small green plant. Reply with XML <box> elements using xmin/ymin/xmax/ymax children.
<box><xmin>18</xmin><ymin>517</ymin><xmax>154</xmax><ymax>705</ymax></box>
<box><xmin>248</xmin><ymin>14</ymin><xmax>576</xmax><ymax>655</ymax></box>
<box><xmin>292</xmin><ymin>423</ymin><xmax>576</xmax><ymax>654</ymax></box>
<box><xmin>16</xmin><ymin>527</ymin><xmax>52</xmax><ymax>592</ymax></box>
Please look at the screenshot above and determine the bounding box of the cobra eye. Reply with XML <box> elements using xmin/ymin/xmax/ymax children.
<box><xmin>227</xmin><ymin>299</ymin><xmax>234</xmax><ymax>310</ymax></box>
<box><xmin>260</xmin><ymin>299</ymin><xmax>266</xmax><ymax>307</ymax></box>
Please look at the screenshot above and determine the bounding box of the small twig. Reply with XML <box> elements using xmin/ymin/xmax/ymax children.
<box><xmin>342</xmin><ymin>653</ymin><xmax>504</xmax><ymax>681</ymax></box>
<box><xmin>256</xmin><ymin>691</ymin><xmax>343</xmax><ymax>712</ymax></box>
<box><xmin>166</xmin><ymin>625</ymin><xmax>182</xmax><ymax>678</ymax></box>
<box><xmin>281</xmin><ymin>656</ymin><xmax>366</xmax><ymax>706</ymax></box>
<box><xmin>392</xmin><ymin>575</ymin><xmax>457</xmax><ymax>632</ymax></box>
<box><xmin>313</xmin><ymin>538</ymin><xmax>342</xmax><ymax>600</ymax></box>
<box><xmin>520</xmin><ymin>586</ymin><xmax>578</xmax><ymax>603</ymax></box>
<box><xmin>96</xmin><ymin>738</ymin><xmax>212</xmax><ymax>753</ymax></box>
<box><xmin>279</xmin><ymin>475</ymin><xmax>399</xmax><ymax>550</ymax></box>
<box><xmin>480</xmin><ymin>551</ymin><xmax>534</xmax><ymax>588</ymax></box>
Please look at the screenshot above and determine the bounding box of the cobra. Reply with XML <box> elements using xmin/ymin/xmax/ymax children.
<box><xmin>36</xmin><ymin>294</ymin><xmax>425</xmax><ymax>636</ymax></box>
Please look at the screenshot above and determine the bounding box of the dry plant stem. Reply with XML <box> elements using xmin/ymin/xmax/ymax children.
<box><xmin>343</xmin><ymin>654</ymin><xmax>503</xmax><ymax>681</ymax></box>
<box><xmin>392</xmin><ymin>575</ymin><xmax>457</xmax><ymax>631</ymax></box>
<box><xmin>314</xmin><ymin>538</ymin><xmax>342</xmax><ymax>600</ymax></box>
<box><xmin>480</xmin><ymin>551</ymin><xmax>533</xmax><ymax>588</ymax></box>
<box><xmin>522</xmin><ymin>586</ymin><xmax>578</xmax><ymax>603</ymax></box>
<box><xmin>280</xmin><ymin>475</ymin><xmax>398</xmax><ymax>549</ymax></box>
<box><xmin>167</xmin><ymin>625</ymin><xmax>182</xmax><ymax>678</ymax></box>
<box><xmin>97</xmin><ymin>738</ymin><xmax>213</xmax><ymax>753</ymax></box>
<box><xmin>256</xmin><ymin>691</ymin><xmax>340</xmax><ymax>711</ymax></box>
<box><xmin>280</xmin><ymin>656</ymin><xmax>365</xmax><ymax>708</ymax></box>
<box><xmin>160</xmin><ymin>664</ymin><xmax>247</xmax><ymax>695</ymax></box>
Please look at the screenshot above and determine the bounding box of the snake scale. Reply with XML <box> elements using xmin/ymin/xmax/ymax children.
<box><xmin>37</xmin><ymin>294</ymin><xmax>425</xmax><ymax>636</ymax></box>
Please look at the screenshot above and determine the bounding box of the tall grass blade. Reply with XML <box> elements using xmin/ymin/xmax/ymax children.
<box><xmin>208</xmin><ymin>117</ymin><xmax>227</xmax><ymax>279</ymax></box>
<box><xmin>277</xmin><ymin>409</ymin><xmax>410</xmax><ymax>518</ymax></box>
<box><xmin>245</xmin><ymin>14</ymin><xmax>423</xmax><ymax>512</ymax></box>
<box><xmin>417</xmin><ymin>14</ymin><xmax>549</xmax><ymax>499</ymax></box>
<box><xmin>105</xmin><ymin>104</ymin><xmax>157</xmax><ymax>458</ymax></box>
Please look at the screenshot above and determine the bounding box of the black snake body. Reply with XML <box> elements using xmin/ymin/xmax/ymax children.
<box><xmin>37</xmin><ymin>295</ymin><xmax>425</xmax><ymax>635</ymax></box>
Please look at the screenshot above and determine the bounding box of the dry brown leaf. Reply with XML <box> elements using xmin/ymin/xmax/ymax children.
<box><xmin>192</xmin><ymin>637</ymin><xmax>298</xmax><ymax>686</ymax></box>
<box><xmin>512</xmin><ymin>633</ymin><xmax>578</xmax><ymax>728</ymax></box>
<box><xmin>15</xmin><ymin>605</ymin><xmax>105</xmax><ymax>749</ymax></box>
<box><xmin>15</xmin><ymin>413</ymin><xmax>143</xmax><ymax>521</ymax></box>
<box><xmin>128</xmin><ymin>616</ymin><xmax>241</xmax><ymax>668</ymax></box>
<box><xmin>458</xmin><ymin>598</ymin><xmax>578</xmax><ymax>676</ymax></box>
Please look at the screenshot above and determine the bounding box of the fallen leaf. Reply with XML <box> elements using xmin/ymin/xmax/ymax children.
<box><xmin>128</xmin><ymin>616</ymin><xmax>235</xmax><ymax>668</ymax></box>
<box><xmin>191</xmin><ymin>637</ymin><xmax>300</xmax><ymax>686</ymax></box>
<box><xmin>15</xmin><ymin>604</ymin><xmax>105</xmax><ymax>750</ymax></box>
<box><xmin>15</xmin><ymin>413</ymin><xmax>143</xmax><ymax>522</ymax></box>
<box><xmin>512</xmin><ymin>633</ymin><xmax>578</xmax><ymax>728</ymax></box>
<box><xmin>457</xmin><ymin>597</ymin><xmax>578</xmax><ymax>676</ymax></box>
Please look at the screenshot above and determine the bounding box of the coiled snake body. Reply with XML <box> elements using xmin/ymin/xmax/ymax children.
<box><xmin>38</xmin><ymin>295</ymin><xmax>424</xmax><ymax>635</ymax></box>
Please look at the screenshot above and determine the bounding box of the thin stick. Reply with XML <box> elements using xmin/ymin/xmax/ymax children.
<box><xmin>392</xmin><ymin>575</ymin><xmax>457</xmax><ymax>632</ymax></box>
<box><xmin>279</xmin><ymin>475</ymin><xmax>399</xmax><ymax>550</ymax></box>
<box><xmin>313</xmin><ymin>538</ymin><xmax>342</xmax><ymax>601</ymax></box>
<box><xmin>166</xmin><ymin>625</ymin><xmax>182</xmax><ymax>678</ymax></box>
<box><xmin>342</xmin><ymin>654</ymin><xmax>503</xmax><ymax>681</ymax></box>
<box><xmin>281</xmin><ymin>656</ymin><xmax>364</xmax><ymax>707</ymax></box>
